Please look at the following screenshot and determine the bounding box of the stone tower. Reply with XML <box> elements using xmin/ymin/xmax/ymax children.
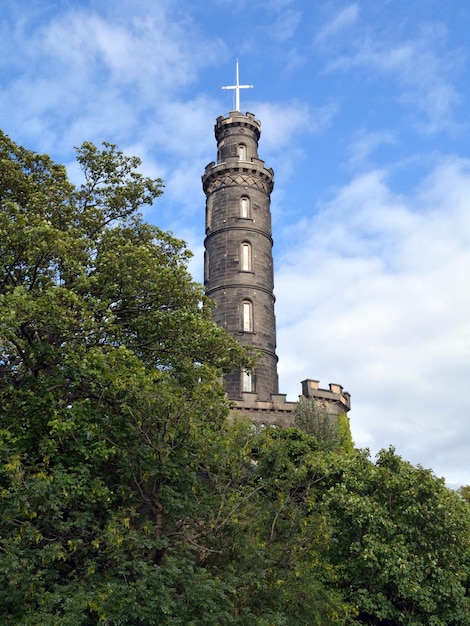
<box><xmin>202</xmin><ymin>111</ymin><xmax>278</xmax><ymax>401</ymax></box>
<box><xmin>202</xmin><ymin>73</ymin><xmax>351</xmax><ymax>425</ymax></box>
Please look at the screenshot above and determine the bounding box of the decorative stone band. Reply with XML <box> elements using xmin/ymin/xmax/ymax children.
<box><xmin>202</xmin><ymin>168</ymin><xmax>274</xmax><ymax>195</ymax></box>
<box><xmin>204</xmin><ymin>225</ymin><xmax>273</xmax><ymax>244</ymax></box>
<box><xmin>206</xmin><ymin>283</ymin><xmax>276</xmax><ymax>300</ymax></box>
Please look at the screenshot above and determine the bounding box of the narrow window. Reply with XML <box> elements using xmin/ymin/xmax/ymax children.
<box><xmin>240</xmin><ymin>196</ymin><xmax>250</xmax><ymax>218</ymax></box>
<box><xmin>242</xmin><ymin>300</ymin><xmax>253</xmax><ymax>332</ymax></box>
<box><xmin>242</xmin><ymin>369</ymin><xmax>252</xmax><ymax>392</ymax></box>
<box><xmin>204</xmin><ymin>251</ymin><xmax>209</xmax><ymax>282</ymax></box>
<box><xmin>206</xmin><ymin>201</ymin><xmax>212</xmax><ymax>232</ymax></box>
<box><xmin>238</xmin><ymin>144</ymin><xmax>247</xmax><ymax>160</ymax></box>
<box><xmin>241</xmin><ymin>242</ymin><xmax>252</xmax><ymax>272</ymax></box>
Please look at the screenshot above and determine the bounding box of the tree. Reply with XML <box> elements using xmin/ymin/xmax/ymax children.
<box><xmin>457</xmin><ymin>485</ymin><xmax>470</xmax><ymax>504</ymax></box>
<box><xmin>323</xmin><ymin>447</ymin><xmax>470</xmax><ymax>625</ymax></box>
<box><xmin>201</xmin><ymin>423</ymin><xmax>353</xmax><ymax>624</ymax></box>
<box><xmin>294</xmin><ymin>396</ymin><xmax>354</xmax><ymax>453</ymax></box>
<box><xmin>2</xmin><ymin>131</ymin><xmax>469</xmax><ymax>625</ymax></box>
<box><xmin>199</xmin><ymin>428</ymin><xmax>470</xmax><ymax>625</ymax></box>
<box><xmin>0</xmin><ymin>131</ymin><xmax>250</xmax><ymax>624</ymax></box>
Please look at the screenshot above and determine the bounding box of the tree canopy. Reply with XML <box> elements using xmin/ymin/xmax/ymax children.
<box><xmin>1</xmin><ymin>131</ymin><xmax>469</xmax><ymax>625</ymax></box>
<box><xmin>0</xmin><ymin>130</ymin><xmax>249</xmax><ymax>623</ymax></box>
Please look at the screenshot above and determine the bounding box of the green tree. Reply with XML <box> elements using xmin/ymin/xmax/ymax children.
<box><xmin>2</xmin><ymin>131</ymin><xmax>469</xmax><ymax>625</ymax></box>
<box><xmin>294</xmin><ymin>396</ymin><xmax>354</xmax><ymax>453</ymax></box>
<box><xmin>323</xmin><ymin>447</ymin><xmax>470</xmax><ymax>625</ymax></box>
<box><xmin>458</xmin><ymin>485</ymin><xmax>470</xmax><ymax>504</ymax></box>
<box><xmin>199</xmin><ymin>427</ymin><xmax>470</xmax><ymax>625</ymax></box>
<box><xmin>0</xmin><ymin>131</ymin><xmax>250</xmax><ymax>624</ymax></box>
<box><xmin>201</xmin><ymin>423</ymin><xmax>353</xmax><ymax>624</ymax></box>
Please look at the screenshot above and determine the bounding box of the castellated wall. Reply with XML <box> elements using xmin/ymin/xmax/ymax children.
<box><xmin>231</xmin><ymin>379</ymin><xmax>351</xmax><ymax>427</ymax></box>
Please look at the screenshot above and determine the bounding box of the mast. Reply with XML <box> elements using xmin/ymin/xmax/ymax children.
<box><xmin>221</xmin><ymin>60</ymin><xmax>253</xmax><ymax>112</ymax></box>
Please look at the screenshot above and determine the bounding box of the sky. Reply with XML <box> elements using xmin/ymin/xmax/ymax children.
<box><xmin>1</xmin><ymin>0</ymin><xmax>469</xmax><ymax>487</ymax></box>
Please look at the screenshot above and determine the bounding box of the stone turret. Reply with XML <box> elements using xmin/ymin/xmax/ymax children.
<box><xmin>203</xmin><ymin>107</ymin><xmax>350</xmax><ymax>425</ymax></box>
<box><xmin>203</xmin><ymin>111</ymin><xmax>278</xmax><ymax>401</ymax></box>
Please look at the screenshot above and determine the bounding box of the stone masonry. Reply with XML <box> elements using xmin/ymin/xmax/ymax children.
<box><xmin>202</xmin><ymin>110</ymin><xmax>350</xmax><ymax>424</ymax></box>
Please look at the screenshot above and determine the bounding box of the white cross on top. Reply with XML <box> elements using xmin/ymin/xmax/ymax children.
<box><xmin>222</xmin><ymin>60</ymin><xmax>253</xmax><ymax>112</ymax></box>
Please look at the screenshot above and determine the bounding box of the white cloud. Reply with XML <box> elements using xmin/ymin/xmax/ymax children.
<box><xmin>275</xmin><ymin>158</ymin><xmax>470</xmax><ymax>485</ymax></box>
<box><xmin>347</xmin><ymin>129</ymin><xmax>396</xmax><ymax>170</ymax></box>
<box><xmin>255</xmin><ymin>101</ymin><xmax>337</xmax><ymax>158</ymax></box>
<box><xmin>269</xmin><ymin>9</ymin><xmax>302</xmax><ymax>42</ymax></box>
<box><xmin>323</xmin><ymin>29</ymin><xmax>461</xmax><ymax>134</ymax></box>
<box><xmin>315</xmin><ymin>4</ymin><xmax>360</xmax><ymax>46</ymax></box>
<box><xmin>212</xmin><ymin>0</ymin><xmax>295</xmax><ymax>12</ymax></box>
<box><xmin>35</xmin><ymin>5</ymin><xmax>216</xmax><ymax>94</ymax></box>
<box><xmin>151</xmin><ymin>97</ymin><xmax>218</xmax><ymax>160</ymax></box>
<box><xmin>0</xmin><ymin>3</ymin><xmax>224</xmax><ymax>155</ymax></box>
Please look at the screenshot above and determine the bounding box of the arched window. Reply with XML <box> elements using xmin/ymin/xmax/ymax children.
<box><xmin>241</xmin><ymin>300</ymin><xmax>253</xmax><ymax>332</ymax></box>
<box><xmin>238</xmin><ymin>144</ymin><xmax>247</xmax><ymax>160</ymax></box>
<box><xmin>242</xmin><ymin>369</ymin><xmax>252</xmax><ymax>392</ymax></box>
<box><xmin>240</xmin><ymin>242</ymin><xmax>252</xmax><ymax>272</ymax></box>
<box><xmin>240</xmin><ymin>196</ymin><xmax>250</xmax><ymax>218</ymax></box>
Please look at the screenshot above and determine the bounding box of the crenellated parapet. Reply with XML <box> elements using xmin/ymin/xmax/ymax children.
<box><xmin>301</xmin><ymin>379</ymin><xmax>351</xmax><ymax>414</ymax></box>
<box><xmin>231</xmin><ymin>379</ymin><xmax>351</xmax><ymax>428</ymax></box>
<box><xmin>215</xmin><ymin>111</ymin><xmax>261</xmax><ymax>145</ymax></box>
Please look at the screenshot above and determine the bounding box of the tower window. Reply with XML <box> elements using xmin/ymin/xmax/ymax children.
<box><xmin>204</xmin><ymin>250</ymin><xmax>209</xmax><ymax>282</ymax></box>
<box><xmin>206</xmin><ymin>201</ymin><xmax>212</xmax><ymax>232</ymax></box>
<box><xmin>240</xmin><ymin>242</ymin><xmax>252</xmax><ymax>272</ymax></box>
<box><xmin>240</xmin><ymin>196</ymin><xmax>250</xmax><ymax>218</ymax></box>
<box><xmin>241</xmin><ymin>300</ymin><xmax>253</xmax><ymax>332</ymax></box>
<box><xmin>238</xmin><ymin>144</ymin><xmax>247</xmax><ymax>161</ymax></box>
<box><xmin>242</xmin><ymin>369</ymin><xmax>253</xmax><ymax>392</ymax></box>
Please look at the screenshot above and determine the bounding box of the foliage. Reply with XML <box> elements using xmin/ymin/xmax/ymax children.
<box><xmin>202</xmin><ymin>424</ymin><xmax>354</xmax><ymax>624</ymax></box>
<box><xmin>337</xmin><ymin>412</ymin><xmax>355</xmax><ymax>454</ymax></box>
<box><xmin>1</xmin><ymin>131</ymin><xmax>469</xmax><ymax>625</ymax></box>
<box><xmin>0</xmin><ymin>130</ymin><xmax>249</xmax><ymax>624</ymax></box>
<box><xmin>323</xmin><ymin>447</ymin><xmax>470</xmax><ymax>625</ymax></box>
<box><xmin>458</xmin><ymin>485</ymin><xmax>470</xmax><ymax>504</ymax></box>
<box><xmin>294</xmin><ymin>396</ymin><xmax>354</xmax><ymax>453</ymax></box>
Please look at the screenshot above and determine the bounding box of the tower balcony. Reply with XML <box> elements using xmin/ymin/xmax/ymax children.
<box><xmin>202</xmin><ymin>159</ymin><xmax>274</xmax><ymax>196</ymax></box>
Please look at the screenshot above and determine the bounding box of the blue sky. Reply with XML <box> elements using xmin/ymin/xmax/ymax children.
<box><xmin>1</xmin><ymin>0</ymin><xmax>470</xmax><ymax>486</ymax></box>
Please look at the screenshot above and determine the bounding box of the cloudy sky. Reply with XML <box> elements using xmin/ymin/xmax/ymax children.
<box><xmin>1</xmin><ymin>0</ymin><xmax>469</xmax><ymax>486</ymax></box>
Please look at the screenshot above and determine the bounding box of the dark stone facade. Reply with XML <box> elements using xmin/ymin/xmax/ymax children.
<box><xmin>203</xmin><ymin>110</ymin><xmax>351</xmax><ymax>423</ymax></box>
<box><xmin>203</xmin><ymin>111</ymin><xmax>278</xmax><ymax>401</ymax></box>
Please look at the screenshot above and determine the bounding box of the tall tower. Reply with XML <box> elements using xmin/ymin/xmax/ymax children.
<box><xmin>202</xmin><ymin>111</ymin><xmax>278</xmax><ymax>401</ymax></box>
<box><xmin>202</xmin><ymin>64</ymin><xmax>351</xmax><ymax>426</ymax></box>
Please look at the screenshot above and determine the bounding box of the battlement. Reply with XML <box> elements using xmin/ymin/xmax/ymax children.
<box><xmin>231</xmin><ymin>378</ymin><xmax>351</xmax><ymax>428</ymax></box>
<box><xmin>203</xmin><ymin>156</ymin><xmax>272</xmax><ymax>174</ymax></box>
<box><xmin>215</xmin><ymin>111</ymin><xmax>261</xmax><ymax>136</ymax></box>
<box><xmin>301</xmin><ymin>379</ymin><xmax>351</xmax><ymax>413</ymax></box>
<box><xmin>202</xmin><ymin>157</ymin><xmax>273</xmax><ymax>177</ymax></box>
<box><xmin>231</xmin><ymin>392</ymin><xmax>297</xmax><ymax>427</ymax></box>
